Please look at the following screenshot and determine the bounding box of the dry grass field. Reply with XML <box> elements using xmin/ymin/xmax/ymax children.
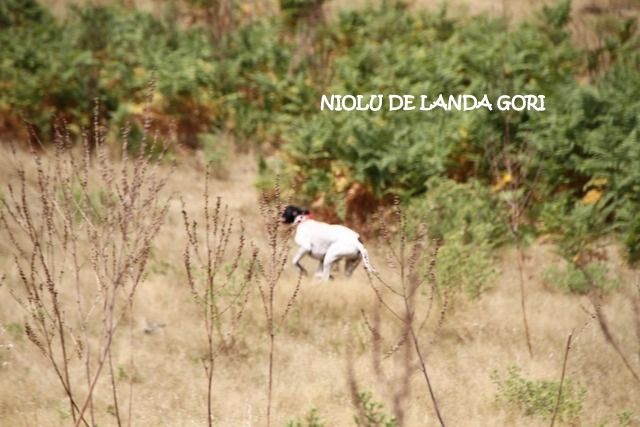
<box><xmin>1</xmin><ymin>142</ymin><xmax>639</xmax><ymax>427</ymax></box>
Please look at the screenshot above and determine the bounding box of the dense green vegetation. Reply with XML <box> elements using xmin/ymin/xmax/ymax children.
<box><xmin>492</xmin><ymin>365</ymin><xmax>586</xmax><ymax>424</ymax></box>
<box><xmin>1</xmin><ymin>0</ymin><xmax>639</xmax><ymax>262</ymax></box>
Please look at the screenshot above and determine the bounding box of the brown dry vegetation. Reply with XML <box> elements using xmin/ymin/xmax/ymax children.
<box><xmin>1</xmin><ymin>142</ymin><xmax>639</xmax><ymax>426</ymax></box>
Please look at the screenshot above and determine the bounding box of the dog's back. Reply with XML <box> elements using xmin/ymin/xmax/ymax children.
<box><xmin>295</xmin><ymin>220</ymin><xmax>360</xmax><ymax>248</ymax></box>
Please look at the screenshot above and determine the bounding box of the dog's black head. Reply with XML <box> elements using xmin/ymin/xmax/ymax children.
<box><xmin>281</xmin><ymin>205</ymin><xmax>310</xmax><ymax>224</ymax></box>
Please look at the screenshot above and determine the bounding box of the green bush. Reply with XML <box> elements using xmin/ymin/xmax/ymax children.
<box><xmin>283</xmin><ymin>1</ymin><xmax>578</xmax><ymax>200</ymax></box>
<box><xmin>408</xmin><ymin>177</ymin><xmax>506</xmax><ymax>245</ymax></box>
<box><xmin>615</xmin><ymin>410</ymin><xmax>634</xmax><ymax>427</ymax></box>
<box><xmin>353</xmin><ymin>391</ymin><xmax>397</xmax><ymax>427</ymax></box>
<box><xmin>542</xmin><ymin>262</ymin><xmax>619</xmax><ymax>294</ymax></box>
<box><xmin>533</xmin><ymin>63</ymin><xmax>640</xmax><ymax>262</ymax></box>
<box><xmin>199</xmin><ymin>133</ymin><xmax>230</xmax><ymax>178</ymax></box>
<box><xmin>492</xmin><ymin>365</ymin><xmax>586</xmax><ymax>424</ymax></box>
<box><xmin>0</xmin><ymin>2</ymin><xmax>215</xmax><ymax>144</ymax></box>
<box><xmin>540</xmin><ymin>195</ymin><xmax>614</xmax><ymax>260</ymax></box>
<box><xmin>595</xmin><ymin>409</ymin><xmax>636</xmax><ymax>427</ymax></box>
<box><xmin>286</xmin><ymin>408</ymin><xmax>325</xmax><ymax>427</ymax></box>
<box><xmin>407</xmin><ymin>178</ymin><xmax>501</xmax><ymax>298</ymax></box>
<box><xmin>0</xmin><ymin>0</ymin><xmax>50</xmax><ymax>27</ymax></box>
<box><xmin>436</xmin><ymin>237</ymin><xmax>497</xmax><ymax>299</ymax></box>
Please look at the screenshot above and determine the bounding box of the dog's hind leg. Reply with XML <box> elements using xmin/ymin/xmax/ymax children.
<box><xmin>321</xmin><ymin>243</ymin><xmax>356</xmax><ymax>281</ymax></box>
<box><xmin>292</xmin><ymin>247</ymin><xmax>309</xmax><ymax>276</ymax></box>
<box><xmin>344</xmin><ymin>257</ymin><xmax>361</xmax><ymax>277</ymax></box>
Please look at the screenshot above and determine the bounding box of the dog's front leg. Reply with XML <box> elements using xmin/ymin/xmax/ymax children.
<box><xmin>292</xmin><ymin>247</ymin><xmax>309</xmax><ymax>276</ymax></box>
<box><xmin>314</xmin><ymin>256</ymin><xmax>325</xmax><ymax>278</ymax></box>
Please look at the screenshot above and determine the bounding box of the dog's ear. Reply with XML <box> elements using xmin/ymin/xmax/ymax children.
<box><xmin>281</xmin><ymin>205</ymin><xmax>299</xmax><ymax>224</ymax></box>
<box><xmin>281</xmin><ymin>205</ymin><xmax>309</xmax><ymax>224</ymax></box>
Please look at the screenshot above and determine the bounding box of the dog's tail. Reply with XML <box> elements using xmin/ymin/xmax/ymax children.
<box><xmin>356</xmin><ymin>238</ymin><xmax>376</xmax><ymax>274</ymax></box>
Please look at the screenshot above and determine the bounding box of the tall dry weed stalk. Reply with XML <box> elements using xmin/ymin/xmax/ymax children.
<box><xmin>489</xmin><ymin>137</ymin><xmax>542</xmax><ymax>358</ymax></box>
<box><xmin>576</xmin><ymin>262</ymin><xmax>640</xmax><ymax>384</ymax></box>
<box><xmin>355</xmin><ymin>199</ymin><xmax>446</xmax><ymax>427</ymax></box>
<box><xmin>1</xmin><ymin>103</ymin><xmax>169</xmax><ymax>426</ymax></box>
<box><xmin>634</xmin><ymin>279</ymin><xmax>640</xmax><ymax>364</ymax></box>
<box><xmin>182</xmin><ymin>169</ymin><xmax>258</xmax><ymax>427</ymax></box>
<box><xmin>255</xmin><ymin>180</ymin><xmax>302</xmax><ymax>427</ymax></box>
<box><xmin>549</xmin><ymin>332</ymin><xmax>573</xmax><ymax>427</ymax></box>
<box><xmin>549</xmin><ymin>305</ymin><xmax>599</xmax><ymax>427</ymax></box>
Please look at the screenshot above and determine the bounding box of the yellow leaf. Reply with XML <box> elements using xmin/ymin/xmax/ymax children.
<box><xmin>131</xmin><ymin>104</ymin><xmax>146</xmax><ymax>115</ymax></box>
<box><xmin>332</xmin><ymin>163</ymin><xmax>350</xmax><ymax>192</ymax></box>
<box><xmin>582</xmin><ymin>189</ymin><xmax>602</xmax><ymax>205</ymax></box>
<box><xmin>491</xmin><ymin>172</ymin><xmax>512</xmax><ymax>192</ymax></box>
<box><xmin>133</xmin><ymin>67</ymin><xmax>146</xmax><ymax>79</ymax></box>
<box><xmin>335</xmin><ymin>176</ymin><xmax>349</xmax><ymax>192</ymax></box>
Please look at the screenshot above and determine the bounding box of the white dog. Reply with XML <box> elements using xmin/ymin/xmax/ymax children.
<box><xmin>281</xmin><ymin>205</ymin><xmax>375</xmax><ymax>281</ymax></box>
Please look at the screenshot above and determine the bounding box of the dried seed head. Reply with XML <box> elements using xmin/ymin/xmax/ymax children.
<box><xmin>25</xmin><ymin>323</ymin><xmax>45</xmax><ymax>355</ymax></box>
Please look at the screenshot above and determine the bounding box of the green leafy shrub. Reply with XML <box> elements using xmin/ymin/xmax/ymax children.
<box><xmin>0</xmin><ymin>0</ymin><xmax>50</xmax><ymax>27</ymax></box>
<box><xmin>353</xmin><ymin>391</ymin><xmax>397</xmax><ymax>427</ymax></box>
<box><xmin>0</xmin><ymin>2</ymin><xmax>216</xmax><ymax>145</ymax></box>
<box><xmin>407</xmin><ymin>178</ymin><xmax>502</xmax><ymax>298</ymax></box>
<box><xmin>615</xmin><ymin>410</ymin><xmax>634</xmax><ymax>427</ymax></box>
<box><xmin>539</xmin><ymin>194</ymin><xmax>624</xmax><ymax>292</ymax></box>
<box><xmin>199</xmin><ymin>133</ymin><xmax>230</xmax><ymax>178</ymax></box>
<box><xmin>282</xmin><ymin>1</ymin><xmax>578</xmax><ymax>201</ymax></box>
<box><xmin>594</xmin><ymin>409</ymin><xmax>636</xmax><ymax>427</ymax></box>
<box><xmin>533</xmin><ymin>63</ymin><xmax>640</xmax><ymax>262</ymax></box>
<box><xmin>542</xmin><ymin>262</ymin><xmax>619</xmax><ymax>294</ymax></box>
<box><xmin>541</xmin><ymin>193</ymin><xmax>613</xmax><ymax>250</ymax></box>
<box><xmin>436</xmin><ymin>237</ymin><xmax>497</xmax><ymax>299</ymax></box>
<box><xmin>408</xmin><ymin>178</ymin><xmax>506</xmax><ymax>245</ymax></box>
<box><xmin>492</xmin><ymin>365</ymin><xmax>586</xmax><ymax>424</ymax></box>
<box><xmin>286</xmin><ymin>408</ymin><xmax>325</xmax><ymax>427</ymax></box>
